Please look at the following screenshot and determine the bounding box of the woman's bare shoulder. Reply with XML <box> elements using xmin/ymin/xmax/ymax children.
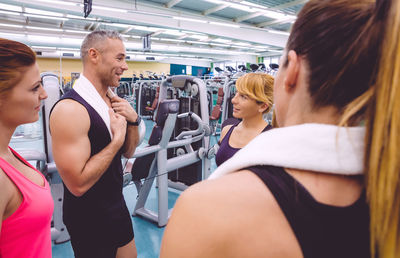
<box><xmin>219</xmin><ymin>124</ymin><xmax>233</xmax><ymax>143</ymax></box>
<box><xmin>161</xmin><ymin>171</ymin><xmax>302</xmax><ymax>257</ymax></box>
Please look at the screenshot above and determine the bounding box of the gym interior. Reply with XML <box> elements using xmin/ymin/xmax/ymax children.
<box><xmin>1</xmin><ymin>0</ymin><xmax>298</xmax><ymax>257</ymax></box>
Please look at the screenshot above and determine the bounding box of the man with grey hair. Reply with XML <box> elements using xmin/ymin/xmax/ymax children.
<box><xmin>50</xmin><ymin>30</ymin><xmax>139</xmax><ymax>257</ymax></box>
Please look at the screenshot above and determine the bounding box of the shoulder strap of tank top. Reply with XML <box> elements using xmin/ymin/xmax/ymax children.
<box><xmin>262</xmin><ymin>124</ymin><xmax>272</xmax><ymax>132</ymax></box>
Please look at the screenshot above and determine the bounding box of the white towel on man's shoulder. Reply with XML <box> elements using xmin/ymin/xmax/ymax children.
<box><xmin>73</xmin><ymin>75</ymin><xmax>113</xmax><ymax>138</ymax></box>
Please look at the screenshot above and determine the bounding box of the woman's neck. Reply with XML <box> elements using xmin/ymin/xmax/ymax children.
<box><xmin>0</xmin><ymin>122</ymin><xmax>16</xmax><ymax>155</ymax></box>
<box><xmin>241</xmin><ymin>114</ymin><xmax>268</xmax><ymax>129</ymax></box>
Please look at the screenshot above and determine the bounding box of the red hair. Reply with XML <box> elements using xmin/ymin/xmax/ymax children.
<box><xmin>0</xmin><ymin>38</ymin><xmax>36</xmax><ymax>97</ymax></box>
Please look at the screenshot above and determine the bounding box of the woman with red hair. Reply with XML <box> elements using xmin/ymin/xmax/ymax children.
<box><xmin>0</xmin><ymin>38</ymin><xmax>52</xmax><ymax>258</ymax></box>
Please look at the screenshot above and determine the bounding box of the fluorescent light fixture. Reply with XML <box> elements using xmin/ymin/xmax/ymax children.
<box><xmin>226</xmin><ymin>2</ymin><xmax>253</xmax><ymax>12</ymax></box>
<box><xmin>66</xmin><ymin>14</ymin><xmax>97</xmax><ymax>21</ymax></box>
<box><xmin>173</xmin><ymin>17</ymin><xmax>207</xmax><ymax>23</ymax></box>
<box><xmin>162</xmin><ymin>38</ymin><xmax>186</xmax><ymax>43</ymax></box>
<box><xmin>209</xmin><ymin>21</ymin><xmax>240</xmax><ymax>28</ymax></box>
<box><xmin>202</xmin><ymin>0</ymin><xmax>226</xmax><ymax>4</ymax></box>
<box><xmin>161</xmin><ymin>29</ymin><xmax>186</xmax><ymax>36</ymax></box>
<box><xmin>213</xmin><ymin>38</ymin><xmax>231</xmax><ymax>43</ymax></box>
<box><xmin>64</xmin><ymin>29</ymin><xmax>90</xmax><ymax>34</ymax></box>
<box><xmin>62</xmin><ymin>37</ymin><xmax>84</xmax><ymax>44</ymax></box>
<box><xmin>28</xmin><ymin>35</ymin><xmax>61</xmax><ymax>43</ymax></box>
<box><xmin>188</xmin><ymin>35</ymin><xmax>209</xmax><ymax>40</ymax></box>
<box><xmin>268</xmin><ymin>49</ymin><xmax>283</xmax><ymax>53</ymax></box>
<box><xmin>209</xmin><ymin>42</ymin><xmax>228</xmax><ymax>47</ymax></box>
<box><xmin>27</xmin><ymin>26</ymin><xmax>63</xmax><ymax>32</ymax></box>
<box><xmin>0</xmin><ymin>32</ymin><xmax>25</xmax><ymax>38</ymax></box>
<box><xmin>268</xmin><ymin>30</ymin><xmax>290</xmax><ymax>36</ymax></box>
<box><xmin>0</xmin><ymin>10</ymin><xmax>19</xmax><ymax>15</ymax></box>
<box><xmin>110</xmin><ymin>23</ymin><xmax>132</xmax><ymax>28</ymax></box>
<box><xmin>0</xmin><ymin>23</ymin><xmax>23</xmax><ymax>28</ymax></box>
<box><xmin>36</xmin><ymin>0</ymin><xmax>78</xmax><ymax>6</ymax></box>
<box><xmin>0</xmin><ymin>3</ymin><xmax>22</xmax><ymax>12</ymax></box>
<box><xmin>232</xmin><ymin>45</ymin><xmax>250</xmax><ymax>49</ymax></box>
<box><xmin>59</xmin><ymin>47</ymin><xmax>80</xmax><ymax>51</ymax></box>
<box><xmin>23</xmin><ymin>14</ymin><xmax>69</xmax><ymax>21</ymax></box>
<box><xmin>25</xmin><ymin>8</ymin><xmax>63</xmax><ymax>17</ymax></box>
<box><xmin>124</xmin><ymin>42</ymin><xmax>142</xmax><ymax>49</ymax></box>
<box><xmin>185</xmin><ymin>40</ymin><xmax>209</xmax><ymax>45</ymax></box>
<box><xmin>233</xmin><ymin>42</ymin><xmax>252</xmax><ymax>47</ymax></box>
<box><xmin>92</xmin><ymin>5</ymin><xmax>128</xmax><ymax>13</ymax></box>
<box><xmin>131</xmin><ymin>25</ymin><xmax>160</xmax><ymax>32</ymax></box>
<box><xmin>31</xmin><ymin>46</ymin><xmax>57</xmax><ymax>50</ymax></box>
<box><xmin>262</xmin><ymin>11</ymin><xmax>296</xmax><ymax>20</ymax></box>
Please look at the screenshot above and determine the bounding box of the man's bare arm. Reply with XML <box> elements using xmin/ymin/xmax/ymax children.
<box><xmin>50</xmin><ymin>100</ymin><xmax>127</xmax><ymax>197</ymax></box>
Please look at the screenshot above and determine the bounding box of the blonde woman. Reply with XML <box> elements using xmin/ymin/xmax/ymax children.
<box><xmin>215</xmin><ymin>73</ymin><xmax>273</xmax><ymax>166</ymax></box>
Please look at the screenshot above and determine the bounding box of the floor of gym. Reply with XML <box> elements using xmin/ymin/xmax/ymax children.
<box><xmin>11</xmin><ymin>118</ymin><xmax>219</xmax><ymax>258</ymax></box>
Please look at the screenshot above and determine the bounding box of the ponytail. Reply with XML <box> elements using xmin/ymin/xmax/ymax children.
<box><xmin>365</xmin><ymin>0</ymin><xmax>400</xmax><ymax>256</ymax></box>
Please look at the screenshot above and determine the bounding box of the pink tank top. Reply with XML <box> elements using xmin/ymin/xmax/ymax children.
<box><xmin>0</xmin><ymin>147</ymin><xmax>53</xmax><ymax>258</ymax></box>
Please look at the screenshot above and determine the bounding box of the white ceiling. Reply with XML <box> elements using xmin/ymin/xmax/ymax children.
<box><xmin>0</xmin><ymin>0</ymin><xmax>306</xmax><ymax>62</ymax></box>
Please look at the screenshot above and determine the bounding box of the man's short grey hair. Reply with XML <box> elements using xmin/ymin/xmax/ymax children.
<box><xmin>80</xmin><ymin>30</ymin><xmax>123</xmax><ymax>61</ymax></box>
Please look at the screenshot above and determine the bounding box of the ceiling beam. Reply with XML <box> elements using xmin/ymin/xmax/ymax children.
<box><xmin>202</xmin><ymin>4</ymin><xmax>229</xmax><ymax>16</ymax></box>
<box><xmin>256</xmin><ymin>18</ymin><xmax>293</xmax><ymax>28</ymax></box>
<box><xmin>121</xmin><ymin>26</ymin><xmax>134</xmax><ymax>33</ymax></box>
<box><xmin>234</xmin><ymin>11</ymin><xmax>263</xmax><ymax>23</ymax></box>
<box><xmin>271</xmin><ymin>0</ymin><xmax>308</xmax><ymax>10</ymax></box>
<box><xmin>165</xmin><ymin>0</ymin><xmax>183</xmax><ymax>8</ymax></box>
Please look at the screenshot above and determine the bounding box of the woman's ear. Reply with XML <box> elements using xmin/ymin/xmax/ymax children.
<box><xmin>284</xmin><ymin>50</ymin><xmax>300</xmax><ymax>92</ymax></box>
<box><xmin>258</xmin><ymin>103</ymin><xmax>268</xmax><ymax>113</ymax></box>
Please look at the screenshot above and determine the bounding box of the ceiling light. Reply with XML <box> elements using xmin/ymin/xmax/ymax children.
<box><xmin>268</xmin><ymin>49</ymin><xmax>283</xmax><ymax>53</ymax></box>
<box><xmin>131</xmin><ymin>25</ymin><xmax>160</xmax><ymax>32</ymax></box>
<box><xmin>0</xmin><ymin>32</ymin><xmax>25</xmax><ymax>38</ymax></box>
<box><xmin>172</xmin><ymin>17</ymin><xmax>207</xmax><ymax>23</ymax></box>
<box><xmin>36</xmin><ymin>0</ymin><xmax>79</xmax><ymax>6</ymax></box>
<box><xmin>110</xmin><ymin>23</ymin><xmax>132</xmax><ymax>28</ymax></box>
<box><xmin>209</xmin><ymin>21</ymin><xmax>240</xmax><ymax>28</ymax></box>
<box><xmin>27</xmin><ymin>26</ymin><xmax>63</xmax><ymax>32</ymax></box>
<box><xmin>188</xmin><ymin>35</ymin><xmax>209</xmax><ymax>40</ymax></box>
<box><xmin>202</xmin><ymin>0</ymin><xmax>227</xmax><ymax>5</ymax></box>
<box><xmin>0</xmin><ymin>23</ymin><xmax>23</xmax><ymax>28</ymax></box>
<box><xmin>226</xmin><ymin>2</ymin><xmax>253</xmax><ymax>12</ymax></box>
<box><xmin>31</xmin><ymin>46</ymin><xmax>57</xmax><ymax>50</ymax></box>
<box><xmin>185</xmin><ymin>40</ymin><xmax>209</xmax><ymax>45</ymax></box>
<box><xmin>25</xmin><ymin>8</ymin><xmax>64</xmax><ymax>17</ymax></box>
<box><xmin>66</xmin><ymin>14</ymin><xmax>97</xmax><ymax>21</ymax></box>
<box><xmin>0</xmin><ymin>10</ymin><xmax>19</xmax><ymax>15</ymax></box>
<box><xmin>0</xmin><ymin>3</ymin><xmax>22</xmax><ymax>12</ymax></box>
<box><xmin>27</xmin><ymin>35</ymin><xmax>61</xmax><ymax>43</ymax></box>
<box><xmin>59</xmin><ymin>47</ymin><xmax>80</xmax><ymax>51</ymax></box>
<box><xmin>92</xmin><ymin>5</ymin><xmax>128</xmax><ymax>13</ymax></box>
<box><xmin>162</xmin><ymin>38</ymin><xmax>186</xmax><ymax>43</ymax></box>
<box><xmin>268</xmin><ymin>30</ymin><xmax>290</xmax><ymax>36</ymax></box>
<box><xmin>213</xmin><ymin>38</ymin><xmax>231</xmax><ymax>43</ymax></box>
<box><xmin>161</xmin><ymin>29</ymin><xmax>186</xmax><ymax>36</ymax></box>
<box><xmin>64</xmin><ymin>29</ymin><xmax>90</xmax><ymax>34</ymax></box>
<box><xmin>124</xmin><ymin>42</ymin><xmax>142</xmax><ymax>49</ymax></box>
<box><xmin>209</xmin><ymin>42</ymin><xmax>228</xmax><ymax>47</ymax></box>
<box><xmin>23</xmin><ymin>14</ymin><xmax>69</xmax><ymax>21</ymax></box>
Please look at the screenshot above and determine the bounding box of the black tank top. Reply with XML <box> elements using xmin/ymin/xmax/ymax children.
<box><xmin>215</xmin><ymin>122</ymin><xmax>271</xmax><ymax>166</ymax></box>
<box><xmin>50</xmin><ymin>90</ymin><xmax>132</xmax><ymax>244</ymax></box>
<box><xmin>247</xmin><ymin>165</ymin><xmax>370</xmax><ymax>258</ymax></box>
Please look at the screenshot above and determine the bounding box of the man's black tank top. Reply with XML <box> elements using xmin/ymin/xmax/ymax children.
<box><xmin>247</xmin><ymin>165</ymin><xmax>370</xmax><ymax>258</ymax></box>
<box><xmin>50</xmin><ymin>89</ymin><xmax>133</xmax><ymax>246</ymax></box>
